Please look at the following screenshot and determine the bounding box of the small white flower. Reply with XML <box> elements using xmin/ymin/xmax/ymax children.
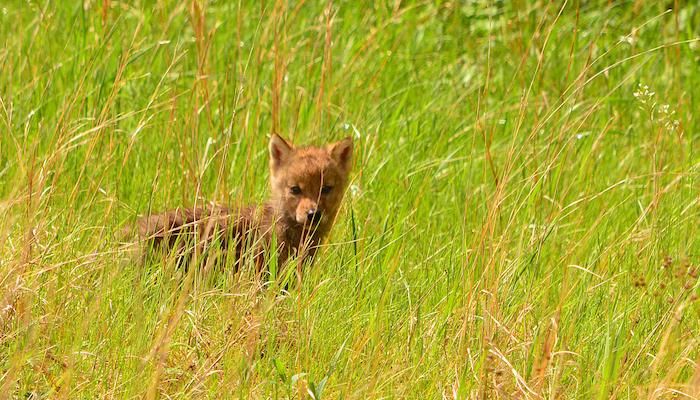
<box><xmin>633</xmin><ymin>83</ymin><xmax>655</xmax><ymax>104</ymax></box>
<box><xmin>619</xmin><ymin>35</ymin><xmax>634</xmax><ymax>45</ymax></box>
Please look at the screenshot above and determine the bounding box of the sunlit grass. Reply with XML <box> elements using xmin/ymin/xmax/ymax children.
<box><xmin>2</xmin><ymin>1</ymin><xmax>700</xmax><ymax>398</ymax></box>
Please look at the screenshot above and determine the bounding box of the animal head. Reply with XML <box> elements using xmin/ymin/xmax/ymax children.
<box><xmin>268</xmin><ymin>134</ymin><xmax>353</xmax><ymax>229</ymax></box>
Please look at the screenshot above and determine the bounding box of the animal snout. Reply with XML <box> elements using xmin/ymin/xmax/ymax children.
<box><xmin>307</xmin><ymin>209</ymin><xmax>322</xmax><ymax>223</ymax></box>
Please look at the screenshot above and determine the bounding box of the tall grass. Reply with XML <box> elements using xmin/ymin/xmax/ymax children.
<box><xmin>2</xmin><ymin>0</ymin><xmax>700</xmax><ymax>398</ymax></box>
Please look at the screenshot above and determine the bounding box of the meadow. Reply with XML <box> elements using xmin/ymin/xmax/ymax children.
<box><xmin>2</xmin><ymin>0</ymin><xmax>700</xmax><ymax>398</ymax></box>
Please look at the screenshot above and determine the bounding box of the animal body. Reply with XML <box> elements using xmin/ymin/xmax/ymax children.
<box><xmin>135</xmin><ymin>134</ymin><xmax>353</xmax><ymax>273</ymax></box>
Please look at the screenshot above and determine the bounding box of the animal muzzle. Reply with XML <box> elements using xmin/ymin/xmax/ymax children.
<box><xmin>306</xmin><ymin>209</ymin><xmax>323</xmax><ymax>224</ymax></box>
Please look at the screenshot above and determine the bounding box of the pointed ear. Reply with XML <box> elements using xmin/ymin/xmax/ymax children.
<box><xmin>328</xmin><ymin>136</ymin><xmax>353</xmax><ymax>172</ymax></box>
<box><xmin>269</xmin><ymin>134</ymin><xmax>294</xmax><ymax>172</ymax></box>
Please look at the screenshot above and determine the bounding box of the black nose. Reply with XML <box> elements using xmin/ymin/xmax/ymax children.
<box><xmin>307</xmin><ymin>210</ymin><xmax>322</xmax><ymax>222</ymax></box>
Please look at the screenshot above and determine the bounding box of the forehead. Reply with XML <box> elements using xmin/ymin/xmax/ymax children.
<box><xmin>284</xmin><ymin>148</ymin><xmax>337</xmax><ymax>184</ymax></box>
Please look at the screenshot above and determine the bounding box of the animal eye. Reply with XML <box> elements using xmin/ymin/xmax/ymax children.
<box><xmin>291</xmin><ymin>186</ymin><xmax>302</xmax><ymax>195</ymax></box>
<box><xmin>321</xmin><ymin>185</ymin><xmax>333</xmax><ymax>195</ymax></box>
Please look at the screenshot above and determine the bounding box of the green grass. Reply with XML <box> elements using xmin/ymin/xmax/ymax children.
<box><xmin>2</xmin><ymin>0</ymin><xmax>700</xmax><ymax>398</ymax></box>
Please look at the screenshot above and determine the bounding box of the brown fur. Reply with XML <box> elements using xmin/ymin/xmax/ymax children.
<box><xmin>134</xmin><ymin>134</ymin><xmax>353</xmax><ymax>272</ymax></box>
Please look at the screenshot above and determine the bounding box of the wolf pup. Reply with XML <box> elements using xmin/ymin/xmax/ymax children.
<box><xmin>135</xmin><ymin>134</ymin><xmax>353</xmax><ymax>274</ymax></box>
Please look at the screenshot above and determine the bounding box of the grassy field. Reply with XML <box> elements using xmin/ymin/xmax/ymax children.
<box><xmin>2</xmin><ymin>0</ymin><xmax>700</xmax><ymax>398</ymax></box>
